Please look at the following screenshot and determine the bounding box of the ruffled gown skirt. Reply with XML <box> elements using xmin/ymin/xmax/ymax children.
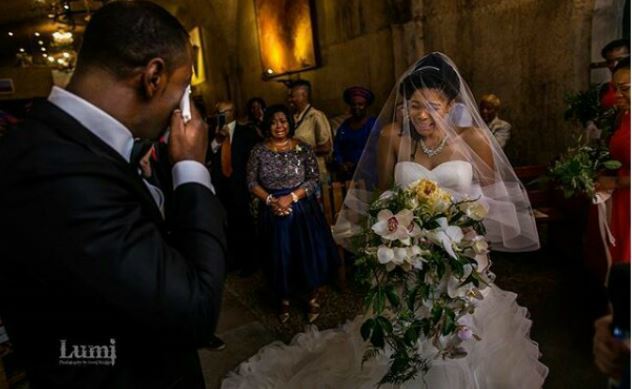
<box><xmin>221</xmin><ymin>285</ymin><xmax>548</xmax><ymax>389</ymax></box>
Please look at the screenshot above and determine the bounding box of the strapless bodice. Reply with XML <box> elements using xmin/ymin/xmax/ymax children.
<box><xmin>394</xmin><ymin>161</ymin><xmax>473</xmax><ymax>193</ymax></box>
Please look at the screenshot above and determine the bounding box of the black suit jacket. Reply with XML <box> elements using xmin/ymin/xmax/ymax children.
<box><xmin>0</xmin><ymin>101</ymin><xmax>227</xmax><ymax>388</ymax></box>
<box><xmin>210</xmin><ymin>122</ymin><xmax>261</xmax><ymax>202</ymax></box>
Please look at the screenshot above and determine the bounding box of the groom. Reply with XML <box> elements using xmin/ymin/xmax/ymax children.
<box><xmin>0</xmin><ymin>1</ymin><xmax>226</xmax><ymax>388</ymax></box>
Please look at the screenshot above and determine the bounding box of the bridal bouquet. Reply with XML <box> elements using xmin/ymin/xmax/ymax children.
<box><xmin>352</xmin><ymin>178</ymin><xmax>493</xmax><ymax>385</ymax></box>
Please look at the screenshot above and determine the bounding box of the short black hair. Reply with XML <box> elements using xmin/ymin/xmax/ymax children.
<box><xmin>291</xmin><ymin>79</ymin><xmax>312</xmax><ymax>99</ymax></box>
<box><xmin>601</xmin><ymin>39</ymin><xmax>630</xmax><ymax>59</ymax></box>
<box><xmin>76</xmin><ymin>1</ymin><xmax>190</xmax><ymax>78</ymax></box>
<box><xmin>400</xmin><ymin>52</ymin><xmax>460</xmax><ymax>101</ymax></box>
<box><xmin>614</xmin><ymin>57</ymin><xmax>631</xmax><ymax>73</ymax></box>
<box><xmin>246</xmin><ymin>97</ymin><xmax>266</xmax><ymax>118</ymax></box>
<box><xmin>261</xmin><ymin>104</ymin><xmax>295</xmax><ymax>138</ymax></box>
<box><xmin>247</xmin><ymin>97</ymin><xmax>266</xmax><ymax>109</ymax></box>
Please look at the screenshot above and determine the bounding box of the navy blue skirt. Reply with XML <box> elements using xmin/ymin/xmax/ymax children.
<box><xmin>259</xmin><ymin>188</ymin><xmax>340</xmax><ymax>298</ymax></box>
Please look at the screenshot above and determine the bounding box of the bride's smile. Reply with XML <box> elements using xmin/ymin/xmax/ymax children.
<box><xmin>408</xmin><ymin>88</ymin><xmax>452</xmax><ymax>140</ymax></box>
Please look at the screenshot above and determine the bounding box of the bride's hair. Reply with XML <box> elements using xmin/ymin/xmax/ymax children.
<box><xmin>399</xmin><ymin>53</ymin><xmax>461</xmax><ymax>101</ymax></box>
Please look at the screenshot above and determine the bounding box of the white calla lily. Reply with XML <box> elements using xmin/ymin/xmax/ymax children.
<box><xmin>378</xmin><ymin>190</ymin><xmax>395</xmax><ymax>201</ymax></box>
<box><xmin>393</xmin><ymin>247</ymin><xmax>408</xmax><ymax>265</ymax></box>
<box><xmin>447</xmin><ymin>265</ymin><xmax>474</xmax><ymax>298</ymax></box>
<box><xmin>377</xmin><ymin>245</ymin><xmax>395</xmax><ymax>264</ymax></box>
<box><xmin>428</xmin><ymin>217</ymin><xmax>464</xmax><ymax>259</ymax></box>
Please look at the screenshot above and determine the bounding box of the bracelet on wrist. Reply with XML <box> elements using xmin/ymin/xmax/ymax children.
<box><xmin>291</xmin><ymin>192</ymin><xmax>299</xmax><ymax>203</ymax></box>
<box><xmin>265</xmin><ymin>194</ymin><xmax>274</xmax><ymax>205</ymax></box>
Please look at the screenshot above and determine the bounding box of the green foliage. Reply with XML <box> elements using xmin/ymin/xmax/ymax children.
<box><xmin>549</xmin><ymin>136</ymin><xmax>621</xmax><ymax>198</ymax></box>
<box><xmin>564</xmin><ymin>84</ymin><xmax>617</xmax><ymax>136</ymax></box>
<box><xmin>554</xmin><ymin>85</ymin><xmax>621</xmax><ymax>198</ymax></box>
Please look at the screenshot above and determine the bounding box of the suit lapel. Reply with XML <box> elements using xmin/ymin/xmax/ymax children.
<box><xmin>29</xmin><ymin>101</ymin><xmax>165</xmax><ymax>227</ymax></box>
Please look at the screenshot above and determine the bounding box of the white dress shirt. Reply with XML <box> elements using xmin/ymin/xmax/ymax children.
<box><xmin>48</xmin><ymin>86</ymin><xmax>214</xmax><ymax>216</ymax></box>
<box><xmin>210</xmin><ymin>120</ymin><xmax>236</xmax><ymax>153</ymax></box>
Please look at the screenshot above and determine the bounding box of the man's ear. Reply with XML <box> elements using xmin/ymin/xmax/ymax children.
<box><xmin>141</xmin><ymin>58</ymin><xmax>167</xmax><ymax>99</ymax></box>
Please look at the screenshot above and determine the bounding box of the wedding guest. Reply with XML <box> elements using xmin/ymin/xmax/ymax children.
<box><xmin>288</xmin><ymin>79</ymin><xmax>333</xmax><ymax>182</ymax></box>
<box><xmin>247</xmin><ymin>104</ymin><xmax>339</xmax><ymax>323</ymax></box>
<box><xmin>210</xmin><ymin>100</ymin><xmax>261</xmax><ymax>275</ymax></box>
<box><xmin>596</xmin><ymin>58</ymin><xmax>630</xmax><ymax>265</ymax></box>
<box><xmin>246</xmin><ymin>97</ymin><xmax>266</xmax><ymax>138</ymax></box>
<box><xmin>0</xmin><ymin>2</ymin><xmax>226</xmax><ymax>388</ymax></box>
<box><xmin>479</xmin><ymin>94</ymin><xmax>511</xmax><ymax>148</ymax></box>
<box><xmin>332</xmin><ymin>86</ymin><xmax>377</xmax><ymax>181</ymax></box>
<box><xmin>600</xmin><ymin>39</ymin><xmax>630</xmax><ymax>109</ymax></box>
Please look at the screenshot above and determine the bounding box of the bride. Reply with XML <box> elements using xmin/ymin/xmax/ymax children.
<box><xmin>222</xmin><ymin>53</ymin><xmax>548</xmax><ymax>388</ymax></box>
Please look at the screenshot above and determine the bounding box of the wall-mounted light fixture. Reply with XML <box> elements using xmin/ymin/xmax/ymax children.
<box><xmin>254</xmin><ymin>0</ymin><xmax>320</xmax><ymax>80</ymax></box>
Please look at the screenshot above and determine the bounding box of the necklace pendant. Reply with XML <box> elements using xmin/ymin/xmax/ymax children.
<box><xmin>419</xmin><ymin>136</ymin><xmax>447</xmax><ymax>158</ymax></box>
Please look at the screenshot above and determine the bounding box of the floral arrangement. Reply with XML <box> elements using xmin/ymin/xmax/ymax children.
<box><xmin>549</xmin><ymin>135</ymin><xmax>621</xmax><ymax>198</ymax></box>
<box><xmin>352</xmin><ymin>178</ymin><xmax>493</xmax><ymax>385</ymax></box>
<box><xmin>548</xmin><ymin>85</ymin><xmax>621</xmax><ymax>198</ymax></box>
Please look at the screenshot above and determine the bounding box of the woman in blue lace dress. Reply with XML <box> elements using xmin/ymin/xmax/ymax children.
<box><xmin>247</xmin><ymin>104</ymin><xmax>340</xmax><ymax>323</ymax></box>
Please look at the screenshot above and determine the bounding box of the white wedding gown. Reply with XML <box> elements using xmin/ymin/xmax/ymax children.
<box><xmin>222</xmin><ymin>161</ymin><xmax>549</xmax><ymax>389</ymax></box>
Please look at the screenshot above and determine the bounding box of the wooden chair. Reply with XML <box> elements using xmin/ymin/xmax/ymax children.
<box><xmin>514</xmin><ymin>165</ymin><xmax>563</xmax><ymax>224</ymax></box>
<box><xmin>320</xmin><ymin>180</ymin><xmax>351</xmax><ymax>288</ymax></box>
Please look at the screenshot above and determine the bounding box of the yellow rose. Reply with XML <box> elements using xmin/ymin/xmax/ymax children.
<box><xmin>414</xmin><ymin>179</ymin><xmax>438</xmax><ymax>200</ymax></box>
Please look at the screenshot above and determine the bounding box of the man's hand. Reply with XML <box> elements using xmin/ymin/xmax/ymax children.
<box><xmin>168</xmin><ymin>100</ymin><xmax>208</xmax><ymax>164</ymax></box>
<box><xmin>593</xmin><ymin>314</ymin><xmax>630</xmax><ymax>380</ymax></box>
<box><xmin>214</xmin><ymin>125</ymin><xmax>230</xmax><ymax>144</ymax></box>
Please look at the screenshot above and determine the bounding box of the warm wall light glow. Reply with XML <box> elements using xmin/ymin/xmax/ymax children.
<box><xmin>62</xmin><ymin>52</ymin><xmax>70</xmax><ymax>58</ymax></box>
<box><xmin>48</xmin><ymin>56</ymin><xmax>55</xmax><ymax>62</ymax></box>
<box><xmin>34</xmin><ymin>32</ymin><xmax>40</xmax><ymax>37</ymax></box>
<box><xmin>254</xmin><ymin>0</ymin><xmax>318</xmax><ymax>77</ymax></box>
<box><xmin>53</xmin><ymin>31</ymin><xmax>73</xmax><ymax>45</ymax></box>
<box><xmin>38</xmin><ymin>40</ymin><xmax>44</xmax><ymax>45</ymax></box>
<box><xmin>7</xmin><ymin>32</ymin><xmax>13</xmax><ymax>37</ymax></box>
<box><xmin>189</xmin><ymin>27</ymin><xmax>206</xmax><ymax>86</ymax></box>
<box><xmin>19</xmin><ymin>48</ymin><xmax>25</xmax><ymax>53</ymax></box>
<box><xmin>41</xmin><ymin>47</ymin><xmax>46</xmax><ymax>52</ymax></box>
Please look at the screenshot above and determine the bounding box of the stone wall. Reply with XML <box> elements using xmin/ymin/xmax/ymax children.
<box><xmin>420</xmin><ymin>0</ymin><xmax>595</xmax><ymax>164</ymax></box>
<box><xmin>164</xmin><ymin>0</ymin><xmax>602</xmax><ymax>164</ymax></box>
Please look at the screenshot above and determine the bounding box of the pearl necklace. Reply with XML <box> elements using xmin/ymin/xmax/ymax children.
<box><xmin>419</xmin><ymin>136</ymin><xmax>447</xmax><ymax>158</ymax></box>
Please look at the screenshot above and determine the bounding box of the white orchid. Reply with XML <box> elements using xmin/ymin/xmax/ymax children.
<box><xmin>462</xmin><ymin>235</ymin><xmax>490</xmax><ymax>271</ymax></box>
<box><xmin>427</xmin><ymin>217</ymin><xmax>464</xmax><ymax>259</ymax></box>
<box><xmin>372</xmin><ymin>209</ymin><xmax>414</xmax><ymax>242</ymax></box>
<box><xmin>377</xmin><ymin>245</ymin><xmax>427</xmax><ymax>272</ymax></box>
<box><xmin>407</xmin><ymin>220</ymin><xmax>423</xmax><ymax>238</ymax></box>
<box><xmin>377</xmin><ymin>245</ymin><xmax>397</xmax><ymax>271</ymax></box>
<box><xmin>457</xmin><ymin>326</ymin><xmax>474</xmax><ymax>341</ymax></box>
<box><xmin>377</xmin><ymin>245</ymin><xmax>394</xmax><ymax>264</ymax></box>
<box><xmin>471</xmin><ymin>236</ymin><xmax>489</xmax><ymax>255</ymax></box>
